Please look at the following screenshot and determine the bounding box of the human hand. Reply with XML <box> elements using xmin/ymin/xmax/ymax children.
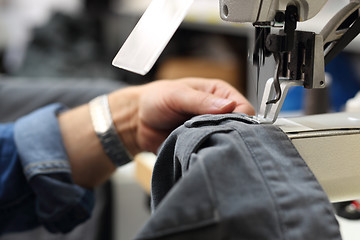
<box><xmin>108</xmin><ymin>78</ymin><xmax>254</xmax><ymax>154</ymax></box>
<box><xmin>58</xmin><ymin>78</ymin><xmax>253</xmax><ymax>187</ymax></box>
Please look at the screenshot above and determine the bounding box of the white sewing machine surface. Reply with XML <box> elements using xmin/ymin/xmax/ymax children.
<box><xmin>274</xmin><ymin>112</ymin><xmax>360</xmax><ymax>202</ymax></box>
<box><xmin>276</xmin><ymin>111</ymin><xmax>360</xmax><ymax>133</ymax></box>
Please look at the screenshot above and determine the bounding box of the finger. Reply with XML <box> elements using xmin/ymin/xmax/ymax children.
<box><xmin>179</xmin><ymin>78</ymin><xmax>255</xmax><ymax>115</ymax></box>
<box><xmin>172</xmin><ymin>87</ymin><xmax>237</xmax><ymax>115</ymax></box>
<box><xmin>234</xmin><ymin>103</ymin><xmax>255</xmax><ymax>115</ymax></box>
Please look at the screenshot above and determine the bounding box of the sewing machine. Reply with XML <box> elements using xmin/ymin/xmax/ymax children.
<box><xmin>217</xmin><ymin>0</ymin><xmax>360</xmax><ymax>202</ymax></box>
<box><xmin>113</xmin><ymin>0</ymin><xmax>360</xmax><ymax>202</ymax></box>
<box><xmin>219</xmin><ymin>0</ymin><xmax>360</xmax><ymax>123</ymax></box>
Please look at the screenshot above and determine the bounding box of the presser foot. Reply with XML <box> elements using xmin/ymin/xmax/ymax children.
<box><xmin>255</xmin><ymin>78</ymin><xmax>304</xmax><ymax>124</ymax></box>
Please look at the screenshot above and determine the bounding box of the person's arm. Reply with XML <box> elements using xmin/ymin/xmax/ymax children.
<box><xmin>1</xmin><ymin>77</ymin><xmax>252</xmax><ymax>235</ymax></box>
<box><xmin>58</xmin><ymin>78</ymin><xmax>254</xmax><ymax>188</ymax></box>
<box><xmin>0</xmin><ymin>123</ymin><xmax>33</xmax><ymax>210</ymax></box>
<box><xmin>0</xmin><ymin>124</ymin><xmax>21</xmax><ymax>200</ymax></box>
<box><xmin>57</xmin><ymin>103</ymin><xmax>117</xmax><ymax>188</ymax></box>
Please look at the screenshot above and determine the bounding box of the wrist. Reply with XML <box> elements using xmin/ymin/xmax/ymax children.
<box><xmin>58</xmin><ymin>104</ymin><xmax>116</xmax><ymax>188</ymax></box>
<box><xmin>89</xmin><ymin>95</ymin><xmax>133</xmax><ymax>166</ymax></box>
<box><xmin>107</xmin><ymin>87</ymin><xmax>142</xmax><ymax>156</ymax></box>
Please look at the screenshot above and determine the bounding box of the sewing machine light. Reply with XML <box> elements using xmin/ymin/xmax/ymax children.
<box><xmin>112</xmin><ymin>0</ymin><xmax>194</xmax><ymax>75</ymax></box>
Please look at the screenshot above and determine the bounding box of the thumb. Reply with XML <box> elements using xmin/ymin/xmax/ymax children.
<box><xmin>178</xmin><ymin>89</ymin><xmax>237</xmax><ymax>115</ymax></box>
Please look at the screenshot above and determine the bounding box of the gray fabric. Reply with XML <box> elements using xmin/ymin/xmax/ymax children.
<box><xmin>135</xmin><ymin>113</ymin><xmax>341</xmax><ymax>240</ymax></box>
<box><xmin>0</xmin><ymin>77</ymin><xmax>127</xmax><ymax>239</ymax></box>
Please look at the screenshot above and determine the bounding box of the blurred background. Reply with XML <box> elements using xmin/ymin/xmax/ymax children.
<box><xmin>0</xmin><ymin>0</ymin><xmax>360</xmax><ymax>239</ymax></box>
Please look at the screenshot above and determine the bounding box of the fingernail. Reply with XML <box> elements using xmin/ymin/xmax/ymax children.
<box><xmin>212</xmin><ymin>98</ymin><xmax>233</xmax><ymax>109</ymax></box>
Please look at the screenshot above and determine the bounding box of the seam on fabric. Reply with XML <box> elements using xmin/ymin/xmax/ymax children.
<box><xmin>24</xmin><ymin>168</ymin><xmax>71</xmax><ymax>180</ymax></box>
<box><xmin>185</xmin><ymin>114</ymin><xmax>258</xmax><ymax>128</ymax></box>
<box><xmin>198</xmin><ymin>156</ymin><xmax>221</xmax><ymax>221</ymax></box>
<box><xmin>23</xmin><ymin>160</ymin><xmax>70</xmax><ymax>170</ymax></box>
<box><xmin>23</xmin><ymin>160</ymin><xmax>71</xmax><ymax>180</ymax></box>
<box><xmin>25</xmin><ymin>167</ymin><xmax>71</xmax><ymax>175</ymax></box>
<box><xmin>233</xmin><ymin>126</ymin><xmax>286</xmax><ymax>240</ymax></box>
<box><xmin>276</xmin><ymin>127</ymin><xmax>324</xmax><ymax>184</ymax></box>
<box><xmin>184</xmin><ymin>128</ymin><xmax>232</xmax><ymax>169</ymax></box>
<box><xmin>26</xmin><ymin>167</ymin><xmax>71</xmax><ymax>172</ymax></box>
<box><xmin>273</xmin><ymin>126</ymin><xmax>332</xmax><ymax>197</ymax></box>
<box><xmin>272</xmin><ymin>126</ymin><xmax>341</xmax><ymax>235</ymax></box>
<box><xmin>184</xmin><ymin>130</ymin><xmax>217</xmax><ymax>167</ymax></box>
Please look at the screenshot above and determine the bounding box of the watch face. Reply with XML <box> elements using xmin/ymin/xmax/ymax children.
<box><xmin>90</xmin><ymin>96</ymin><xmax>113</xmax><ymax>133</ymax></box>
<box><xmin>89</xmin><ymin>95</ymin><xmax>133</xmax><ymax>166</ymax></box>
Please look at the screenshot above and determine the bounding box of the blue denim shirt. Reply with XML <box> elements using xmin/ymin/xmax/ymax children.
<box><xmin>0</xmin><ymin>104</ymin><xmax>94</xmax><ymax>235</ymax></box>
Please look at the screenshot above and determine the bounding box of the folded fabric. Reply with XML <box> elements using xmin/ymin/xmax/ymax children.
<box><xmin>135</xmin><ymin>113</ymin><xmax>341</xmax><ymax>240</ymax></box>
<box><xmin>13</xmin><ymin>104</ymin><xmax>94</xmax><ymax>234</ymax></box>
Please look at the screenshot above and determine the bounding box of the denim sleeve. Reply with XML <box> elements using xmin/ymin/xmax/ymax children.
<box><xmin>0</xmin><ymin>123</ymin><xmax>39</xmax><ymax>234</ymax></box>
<box><xmin>12</xmin><ymin>103</ymin><xmax>94</xmax><ymax>234</ymax></box>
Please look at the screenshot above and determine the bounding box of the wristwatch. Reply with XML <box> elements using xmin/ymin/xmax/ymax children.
<box><xmin>89</xmin><ymin>95</ymin><xmax>132</xmax><ymax>166</ymax></box>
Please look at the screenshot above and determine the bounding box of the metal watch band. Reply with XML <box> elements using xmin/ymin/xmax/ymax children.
<box><xmin>89</xmin><ymin>95</ymin><xmax>132</xmax><ymax>166</ymax></box>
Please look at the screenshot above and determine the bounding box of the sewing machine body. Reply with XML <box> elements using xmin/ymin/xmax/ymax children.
<box><xmin>219</xmin><ymin>0</ymin><xmax>328</xmax><ymax>23</ymax></box>
<box><xmin>276</xmin><ymin>112</ymin><xmax>360</xmax><ymax>202</ymax></box>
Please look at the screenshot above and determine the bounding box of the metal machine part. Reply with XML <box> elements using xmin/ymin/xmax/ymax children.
<box><xmin>255</xmin><ymin>5</ymin><xmax>325</xmax><ymax>123</ymax></box>
<box><xmin>257</xmin><ymin>78</ymin><xmax>303</xmax><ymax>123</ymax></box>
<box><xmin>321</xmin><ymin>1</ymin><xmax>360</xmax><ymax>65</ymax></box>
<box><xmin>219</xmin><ymin>0</ymin><xmax>328</xmax><ymax>23</ymax></box>
<box><xmin>255</xmin><ymin>31</ymin><xmax>325</xmax><ymax>123</ymax></box>
<box><xmin>221</xmin><ymin>0</ymin><xmax>360</xmax><ymax>123</ymax></box>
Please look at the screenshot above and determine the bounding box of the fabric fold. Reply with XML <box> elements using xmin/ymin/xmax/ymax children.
<box><xmin>14</xmin><ymin>104</ymin><xmax>94</xmax><ymax>233</ymax></box>
<box><xmin>135</xmin><ymin>113</ymin><xmax>341</xmax><ymax>240</ymax></box>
